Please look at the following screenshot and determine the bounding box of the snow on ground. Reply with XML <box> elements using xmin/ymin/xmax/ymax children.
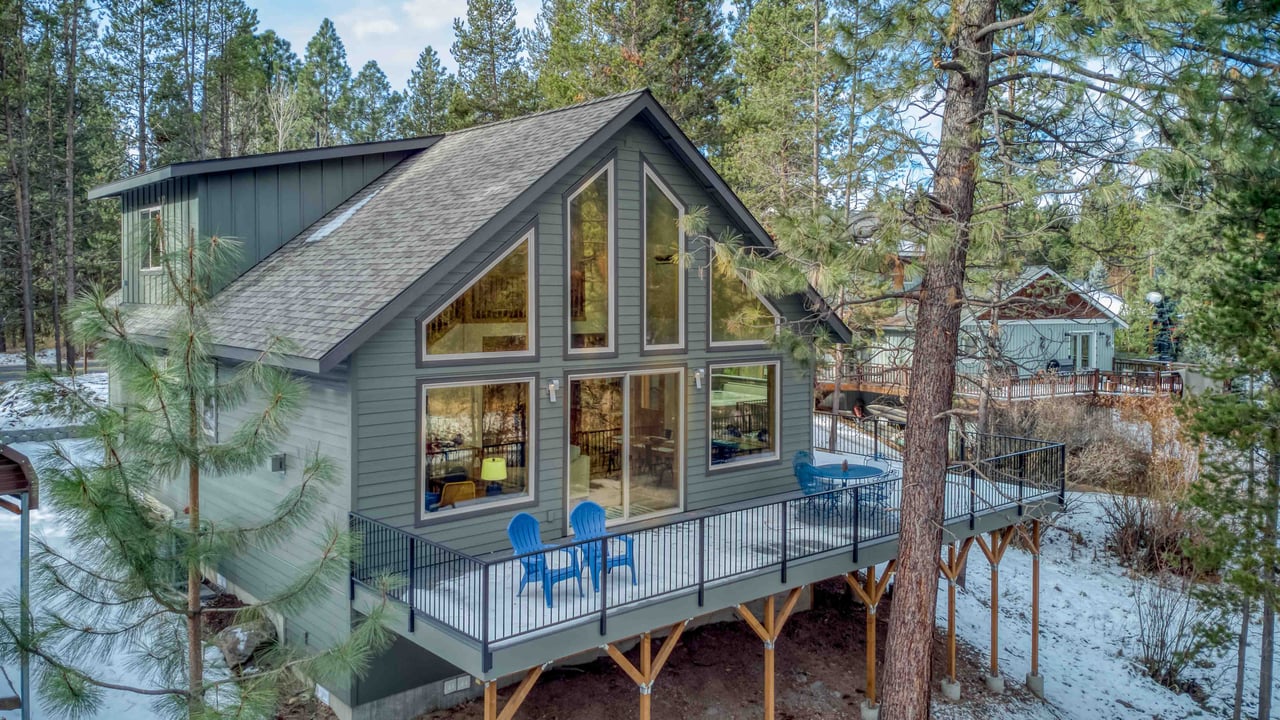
<box><xmin>0</xmin><ymin>351</ymin><xmax>57</xmax><ymax>367</ymax></box>
<box><xmin>0</xmin><ymin>373</ymin><xmax>107</xmax><ymax>430</ymax></box>
<box><xmin>0</xmin><ymin>440</ymin><xmax>163</xmax><ymax>720</ymax></box>
<box><xmin>943</xmin><ymin>491</ymin><xmax>1276</xmax><ymax>720</ymax></box>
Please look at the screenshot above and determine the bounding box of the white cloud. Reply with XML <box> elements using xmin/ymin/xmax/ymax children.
<box><xmin>401</xmin><ymin>0</ymin><xmax>457</xmax><ymax>31</ymax></box>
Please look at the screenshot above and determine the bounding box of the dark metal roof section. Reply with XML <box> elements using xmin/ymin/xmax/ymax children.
<box><xmin>87</xmin><ymin>136</ymin><xmax>443</xmax><ymax>200</ymax></box>
<box><xmin>0</xmin><ymin>444</ymin><xmax>37</xmax><ymax>512</ymax></box>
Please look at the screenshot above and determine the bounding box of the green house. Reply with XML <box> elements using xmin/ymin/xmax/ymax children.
<box><xmin>91</xmin><ymin>91</ymin><xmax>1062</xmax><ymax>719</ymax></box>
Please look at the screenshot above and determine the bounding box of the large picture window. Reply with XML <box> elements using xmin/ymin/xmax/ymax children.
<box><xmin>710</xmin><ymin>261</ymin><xmax>779</xmax><ymax>346</ymax></box>
<box><xmin>422</xmin><ymin>232</ymin><xmax>534</xmax><ymax>359</ymax></box>
<box><xmin>420</xmin><ymin>379</ymin><xmax>533</xmax><ymax>518</ymax></box>
<box><xmin>644</xmin><ymin>168</ymin><xmax>684</xmax><ymax>349</ymax></box>
<box><xmin>709</xmin><ymin>363</ymin><xmax>779</xmax><ymax>466</ymax></box>
<box><xmin>568</xmin><ymin>163</ymin><xmax>613</xmax><ymax>352</ymax></box>
<box><xmin>568</xmin><ymin>369</ymin><xmax>684</xmax><ymax>523</ymax></box>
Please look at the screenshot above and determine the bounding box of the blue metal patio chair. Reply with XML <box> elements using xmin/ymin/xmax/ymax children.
<box><xmin>795</xmin><ymin>461</ymin><xmax>840</xmax><ymax>517</ymax></box>
<box><xmin>569</xmin><ymin>501</ymin><xmax>637</xmax><ymax>591</ymax></box>
<box><xmin>792</xmin><ymin>450</ymin><xmax>813</xmax><ymax>474</ymax></box>
<box><xmin>507</xmin><ymin>512</ymin><xmax>583</xmax><ymax>608</ymax></box>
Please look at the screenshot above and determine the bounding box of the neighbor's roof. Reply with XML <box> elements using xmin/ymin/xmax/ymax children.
<box><xmin>100</xmin><ymin>90</ymin><xmax>851</xmax><ymax>371</ymax></box>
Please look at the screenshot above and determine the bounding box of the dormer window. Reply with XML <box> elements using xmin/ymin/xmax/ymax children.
<box><xmin>420</xmin><ymin>231</ymin><xmax>535</xmax><ymax>360</ymax></box>
<box><xmin>710</xmin><ymin>260</ymin><xmax>780</xmax><ymax>346</ymax></box>
<box><xmin>567</xmin><ymin>161</ymin><xmax>614</xmax><ymax>354</ymax></box>
<box><xmin>140</xmin><ymin>207</ymin><xmax>163</xmax><ymax>271</ymax></box>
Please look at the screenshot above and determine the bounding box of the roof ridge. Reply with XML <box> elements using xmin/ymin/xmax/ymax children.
<box><xmin>444</xmin><ymin>89</ymin><xmax>649</xmax><ymax>138</ymax></box>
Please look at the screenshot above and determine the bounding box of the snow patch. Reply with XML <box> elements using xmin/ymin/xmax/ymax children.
<box><xmin>0</xmin><ymin>373</ymin><xmax>107</xmax><ymax>430</ymax></box>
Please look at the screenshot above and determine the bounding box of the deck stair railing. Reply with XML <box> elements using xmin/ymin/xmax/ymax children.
<box><xmin>350</xmin><ymin>426</ymin><xmax>1065</xmax><ymax>672</ymax></box>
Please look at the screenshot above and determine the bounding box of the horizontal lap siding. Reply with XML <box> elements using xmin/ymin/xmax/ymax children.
<box><xmin>196</xmin><ymin>368</ymin><xmax>353</xmax><ymax>655</ymax></box>
<box><xmin>353</xmin><ymin>119</ymin><xmax>814</xmax><ymax>555</ymax></box>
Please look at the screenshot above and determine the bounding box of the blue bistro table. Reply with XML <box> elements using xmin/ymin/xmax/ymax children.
<box><xmin>812</xmin><ymin>463</ymin><xmax>885</xmax><ymax>484</ymax></box>
<box><xmin>810</xmin><ymin>463</ymin><xmax>890</xmax><ymax>519</ymax></box>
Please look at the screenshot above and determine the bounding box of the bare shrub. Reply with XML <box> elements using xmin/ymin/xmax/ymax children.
<box><xmin>1070</xmin><ymin>438</ymin><xmax>1150</xmax><ymax>491</ymax></box>
<box><xmin>1102</xmin><ymin>491</ymin><xmax>1199</xmax><ymax>573</ymax></box>
<box><xmin>1131</xmin><ymin>570</ymin><xmax>1221</xmax><ymax>695</ymax></box>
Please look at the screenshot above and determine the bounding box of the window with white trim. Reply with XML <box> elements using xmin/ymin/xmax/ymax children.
<box><xmin>140</xmin><ymin>207</ymin><xmax>163</xmax><ymax>270</ymax></box>
<box><xmin>567</xmin><ymin>162</ymin><xmax>614</xmax><ymax>352</ymax></box>
<box><xmin>710</xmin><ymin>260</ymin><xmax>780</xmax><ymax>346</ymax></box>
<box><xmin>420</xmin><ymin>378</ymin><xmax>533</xmax><ymax>518</ymax></box>
<box><xmin>709</xmin><ymin>363</ymin><xmax>779</xmax><ymax>466</ymax></box>
<box><xmin>421</xmin><ymin>232</ymin><xmax>534</xmax><ymax>359</ymax></box>
<box><xmin>643</xmin><ymin>168</ymin><xmax>684</xmax><ymax>350</ymax></box>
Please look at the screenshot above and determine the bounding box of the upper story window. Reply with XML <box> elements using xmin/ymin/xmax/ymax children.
<box><xmin>140</xmin><ymin>207</ymin><xmax>163</xmax><ymax>271</ymax></box>
<box><xmin>710</xmin><ymin>260</ymin><xmax>780</xmax><ymax>346</ymax></box>
<box><xmin>567</xmin><ymin>161</ymin><xmax>614</xmax><ymax>353</ymax></box>
<box><xmin>644</xmin><ymin>167</ymin><xmax>685</xmax><ymax>350</ymax></box>
<box><xmin>421</xmin><ymin>231</ymin><xmax>534</xmax><ymax>360</ymax></box>
<box><xmin>709</xmin><ymin>363</ymin><xmax>779</xmax><ymax>467</ymax></box>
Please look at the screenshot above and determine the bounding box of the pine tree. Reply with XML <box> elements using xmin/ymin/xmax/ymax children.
<box><xmin>0</xmin><ymin>234</ymin><xmax>392</xmax><ymax>718</ymax></box>
<box><xmin>450</xmin><ymin>0</ymin><xmax>533</xmax><ymax>126</ymax></box>
<box><xmin>398</xmin><ymin>46</ymin><xmax>453</xmax><ymax>136</ymax></box>
<box><xmin>528</xmin><ymin>0</ymin><xmax>608</xmax><ymax>108</ymax></box>
<box><xmin>345</xmin><ymin>60</ymin><xmax>402</xmax><ymax>143</ymax></box>
<box><xmin>297</xmin><ymin>18</ymin><xmax>351</xmax><ymax>146</ymax></box>
<box><xmin>101</xmin><ymin>0</ymin><xmax>160</xmax><ymax>171</ymax></box>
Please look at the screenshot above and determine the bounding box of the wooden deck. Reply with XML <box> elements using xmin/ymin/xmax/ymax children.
<box><xmin>817</xmin><ymin>363</ymin><xmax>1183</xmax><ymax>402</ymax></box>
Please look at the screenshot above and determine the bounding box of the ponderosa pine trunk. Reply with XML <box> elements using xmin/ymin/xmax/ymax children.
<box><xmin>879</xmin><ymin>0</ymin><xmax>995</xmax><ymax>717</ymax></box>
<box><xmin>63</xmin><ymin>0</ymin><xmax>80</xmax><ymax>369</ymax></box>
<box><xmin>3</xmin><ymin>0</ymin><xmax>37</xmax><ymax>368</ymax></box>
<box><xmin>1259</xmin><ymin>441</ymin><xmax>1278</xmax><ymax>720</ymax></box>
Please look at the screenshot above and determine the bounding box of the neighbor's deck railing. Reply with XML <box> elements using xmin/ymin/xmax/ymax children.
<box><xmin>350</xmin><ymin>427</ymin><xmax>1064</xmax><ymax>671</ymax></box>
<box><xmin>816</xmin><ymin>362</ymin><xmax>1183</xmax><ymax>399</ymax></box>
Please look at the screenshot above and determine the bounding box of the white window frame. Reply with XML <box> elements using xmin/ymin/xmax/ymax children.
<box><xmin>140</xmin><ymin>206</ymin><xmax>163</xmax><ymax>271</ymax></box>
<box><xmin>1068</xmin><ymin>331</ymin><xmax>1096</xmax><ymax>371</ymax></box>
<box><xmin>565</xmin><ymin>367</ymin><xmax>686</xmax><ymax>526</ymax></box>
<box><xmin>419</xmin><ymin>230</ymin><xmax>537</xmax><ymax>362</ymax></box>
<box><xmin>566</xmin><ymin>160</ymin><xmax>616</xmax><ymax>356</ymax></box>
<box><xmin>642</xmin><ymin>165</ymin><xmax>686</xmax><ymax>352</ymax></box>
<box><xmin>709</xmin><ymin>263</ymin><xmax>782</xmax><ymax>348</ymax></box>
<box><xmin>417</xmin><ymin>376</ymin><xmax>537</xmax><ymax>522</ymax></box>
<box><xmin>707</xmin><ymin>361</ymin><xmax>782</xmax><ymax>469</ymax></box>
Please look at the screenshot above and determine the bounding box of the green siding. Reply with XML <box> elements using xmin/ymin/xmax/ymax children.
<box><xmin>153</xmin><ymin>365</ymin><xmax>357</xmax><ymax>704</ymax></box>
<box><xmin>119</xmin><ymin>176</ymin><xmax>200</xmax><ymax>304</ymax></box>
<box><xmin>351</xmin><ymin>119</ymin><xmax>816</xmax><ymax>555</ymax></box>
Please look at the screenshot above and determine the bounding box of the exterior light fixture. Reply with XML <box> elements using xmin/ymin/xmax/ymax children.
<box><xmin>547</xmin><ymin>378</ymin><xmax>561</xmax><ymax>403</ymax></box>
<box><xmin>1145</xmin><ymin>290</ymin><xmax>1164</xmax><ymax>305</ymax></box>
<box><xmin>694</xmin><ymin>369</ymin><xmax>705</xmax><ymax>390</ymax></box>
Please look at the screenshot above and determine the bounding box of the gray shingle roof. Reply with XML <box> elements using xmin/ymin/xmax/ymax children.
<box><xmin>185</xmin><ymin>90</ymin><xmax>647</xmax><ymax>363</ymax></box>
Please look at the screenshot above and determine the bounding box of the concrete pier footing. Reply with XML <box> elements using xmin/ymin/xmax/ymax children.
<box><xmin>984</xmin><ymin>674</ymin><xmax>1005</xmax><ymax>694</ymax></box>
<box><xmin>1026</xmin><ymin>673</ymin><xmax>1045</xmax><ymax>699</ymax></box>
<box><xmin>940</xmin><ymin>678</ymin><xmax>962</xmax><ymax>701</ymax></box>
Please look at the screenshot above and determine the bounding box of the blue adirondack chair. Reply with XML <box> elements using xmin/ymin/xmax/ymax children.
<box><xmin>569</xmin><ymin>501</ymin><xmax>637</xmax><ymax>591</ymax></box>
<box><xmin>507</xmin><ymin>512</ymin><xmax>583</xmax><ymax>608</ymax></box>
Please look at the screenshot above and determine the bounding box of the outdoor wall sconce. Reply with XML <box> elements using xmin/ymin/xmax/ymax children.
<box><xmin>694</xmin><ymin>369</ymin><xmax>705</xmax><ymax>390</ymax></box>
<box><xmin>547</xmin><ymin>378</ymin><xmax>561</xmax><ymax>403</ymax></box>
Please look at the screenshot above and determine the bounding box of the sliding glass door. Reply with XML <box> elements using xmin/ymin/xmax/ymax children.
<box><xmin>568</xmin><ymin>369</ymin><xmax>683</xmax><ymax>523</ymax></box>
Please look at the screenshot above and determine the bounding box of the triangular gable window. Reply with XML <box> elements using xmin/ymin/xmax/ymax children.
<box><xmin>421</xmin><ymin>232</ymin><xmax>534</xmax><ymax>359</ymax></box>
<box><xmin>711</xmin><ymin>261</ymin><xmax>780</xmax><ymax>345</ymax></box>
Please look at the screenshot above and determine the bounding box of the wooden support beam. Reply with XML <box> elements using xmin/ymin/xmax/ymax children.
<box><xmin>481</xmin><ymin>665</ymin><xmax>546</xmax><ymax>720</ymax></box>
<box><xmin>737</xmin><ymin>587</ymin><xmax>805</xmax><ymax>720</ymax></box>
<box><xmin>1016</xmin><ymin>520</ymin><xmax>1043</xmax><ymax>677</ymax></box>
<box><xmin>605</xmin><ymin>621</ymin><xmax>688</xmax><ymax>720</ymax></box>
<box><xmin>937</xmin><ymin>538</ymin><xmax>974</xmax><ymax>684</ymax></box>
<box><xmin>975</xmin><ymin>527</ymin><xmax>1016</xmax><ymax>679</ymax></box>
<box><xmin>845</xmin><ymin>561</ymin><xmax>896</xmax><ymax>707</ymax></box>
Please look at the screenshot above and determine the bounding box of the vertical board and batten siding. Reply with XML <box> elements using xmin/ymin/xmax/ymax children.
<box><xmin>351</xmin><ymin>118</ymin><xmax>815</xmax><ymax>555</ymax></box>
<box><xmin>119</xmin><ymin>177</ymin><xmax>199</xmax><ymax>305</ymax></box>
<box><xmin>119</xmin><ymin>152</ymin><xmax>412</xmax><ymax>305</ymax></box>
<box><xmin>150</xmin><ymin>365</ymin><xmax>357</xmax><ymax>701</ymax></box>
<box><xmin>199</xmin><ymin>151</ymin><xmax>411</xmax><ymax>281</ymax></box>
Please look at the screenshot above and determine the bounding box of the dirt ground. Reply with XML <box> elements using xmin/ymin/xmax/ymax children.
<box><xmin>419</xmin><ymin>579</ymin><xmax>1045</xmax><ymax>720</ymax></box>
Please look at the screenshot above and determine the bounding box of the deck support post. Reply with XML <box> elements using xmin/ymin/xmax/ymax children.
<box><xmin>481</xmin><ymin>664</ymin><xmax>546</xmax><ymax>720</ymax></box>
<box><xmin>937</xmin><ymin>538</ymin><xmax>974</xmax><ymax>700</ymax></box>
<box><xmin>604</xmin><ymin>621</ymin><xmax>688</xmax><ymax>720</ymax></box>
<box><xmin>1018</xmin><ymin>520</ymin><xmax>1045</xmax><ymax>697</ymax></box>
<box><xmin>737</xmin><ymin>587</ymin><xmax>804</xmax><ymax>720</ymax></box>
<box><xmin>975</xmin><ymin>527</ymin><xmax>1016</xmax><ymax>693</ymax></box>
<box><xmin>845</xmin><ymin>561</ymin><xmax>895</xmax><ymax>713</ymax></box>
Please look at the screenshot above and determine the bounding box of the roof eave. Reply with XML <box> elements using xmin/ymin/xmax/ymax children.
<box><xmin>87</xmin><ymin>136</ymin><xmax>442</xmax><ymax>200</ymax></box>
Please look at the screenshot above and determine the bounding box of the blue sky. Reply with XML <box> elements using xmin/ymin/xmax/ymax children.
<box><xmin>255</xmin><ymin>0</ymin><xmax>542</xmax><ymax>88</ymax></box>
